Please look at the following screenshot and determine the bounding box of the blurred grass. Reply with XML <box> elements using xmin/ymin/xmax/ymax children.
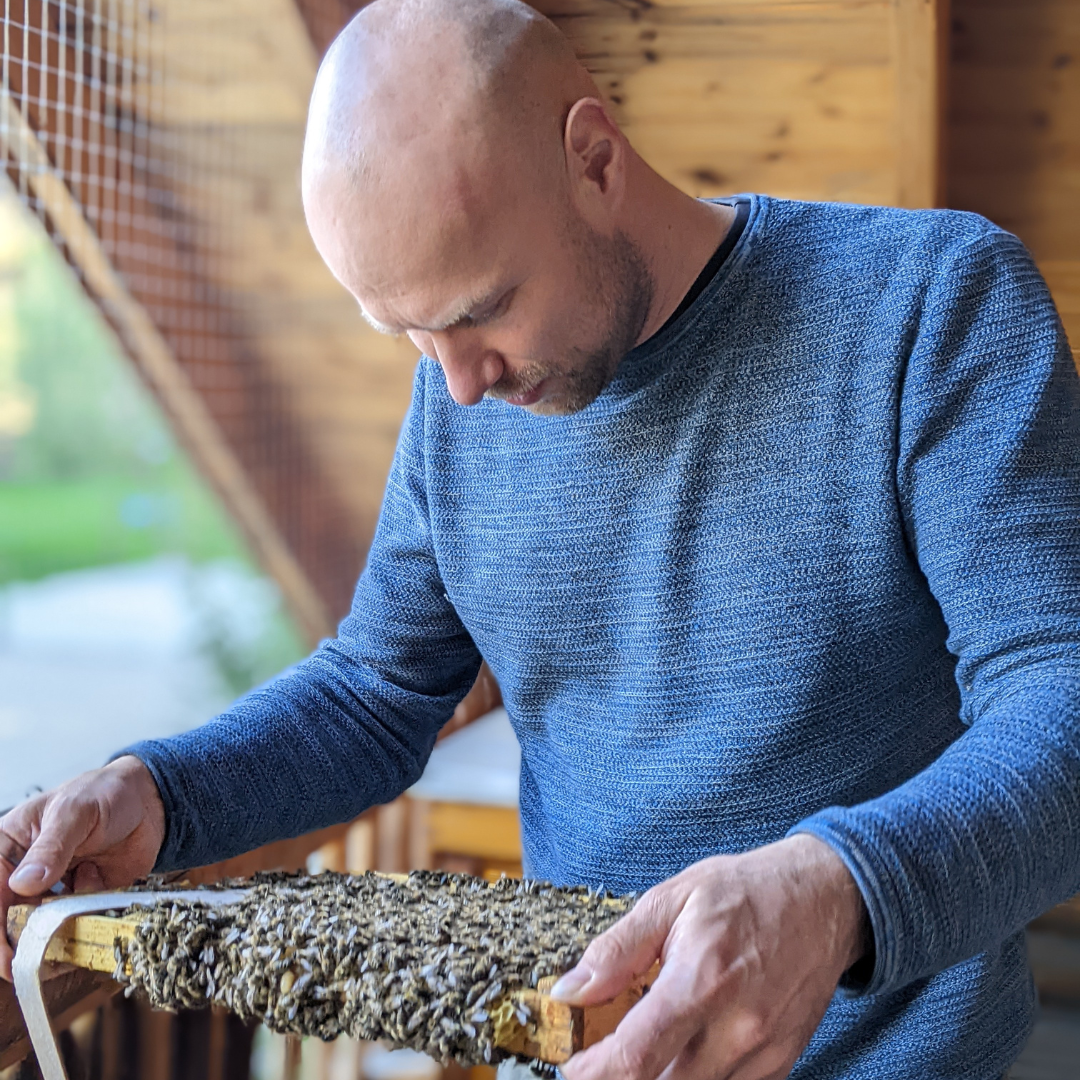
<box><xmin>0</xmin><ymin>470</ymin><xmax>245</xmax><ymax>583</ymax></box>
<box><xmin>0</xmin><ymin>190</ymin><xmax>250</xmax><ymax>583</ymax></box>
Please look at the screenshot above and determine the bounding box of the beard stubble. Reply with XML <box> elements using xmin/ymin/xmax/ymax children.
<box><xmin>486</xmin><ymin>225</ymin><xmax>654</xmax><ymax>416</ymax></box>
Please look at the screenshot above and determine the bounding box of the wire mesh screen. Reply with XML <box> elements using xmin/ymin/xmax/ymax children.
<box><xmin>0</xmin><ymin>0</ymin><xmax>416</xmax><ymax>639</ymax></box>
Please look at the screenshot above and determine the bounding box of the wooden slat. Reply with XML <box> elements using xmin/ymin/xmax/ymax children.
<box><xmin>532</xmin><ymin>0</ymin><xmax>940</xmax><ymax>207</ymax></box>
<box><xmin>949</xmin><ymin>0</ymin><xmax>1080</xmax><ymax>360</ymax></box>
<box><xmin>6</xmin><ymin>909</ymin><xmax>141</xmax><ymax>975</ymax></box>
<box><xmin>891</xmin><ymin>0</ymin><xmax>950</xmax><ymax>207</ymax></box>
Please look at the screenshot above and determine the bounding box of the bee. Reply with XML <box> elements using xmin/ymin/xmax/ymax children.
<box><xmin>115</xmin><ymin>868</ymin><xmax>635</xmax><ymax>1066</ymax></box>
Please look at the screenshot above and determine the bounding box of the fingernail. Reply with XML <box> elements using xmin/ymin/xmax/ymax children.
<box><xmin>550</xmin><ymin>966</ymin><xmax>592</xmax><ymax>1002</ymax></box>
<box><xmin>9</xmin><ymin>862</ymin><xmax>48</xmax><ymax>890</ymax></box>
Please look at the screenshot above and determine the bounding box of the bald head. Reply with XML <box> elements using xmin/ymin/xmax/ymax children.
<box><xmin>300</xmin><ymin>0</ymin><xmax>674</xmax><ymax>416</ymax></box>
<box><xmin>303</xmin><ymin>0</ymin><xmax>591</xmax><ymax>189</ymax></box>
<box><xmin>302</xmin><ymin>0</ymin><xmax>596</xmax><ymax>268</ymax></box>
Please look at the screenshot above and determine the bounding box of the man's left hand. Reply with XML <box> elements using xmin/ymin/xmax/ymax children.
<box><xmin>551</xmin><ymin>834</ymin><xmax>867</xmax><ymax>1080</ymax></box>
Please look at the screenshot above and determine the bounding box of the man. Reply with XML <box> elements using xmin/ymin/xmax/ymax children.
<box><xmin>2</xmin><ymin>1</ymin><xmax>1079</xmax><ymax>1077</ymax></box>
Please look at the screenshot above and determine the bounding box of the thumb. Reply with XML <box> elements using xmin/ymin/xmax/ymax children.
<box><xmin>550</xmin><ymin>890</ymin><xmax>676</xmax><ymax>1006</ymax></box>
<box><xmin>9</xmin><ymin>798</ymin><xmax>96</xmax><ymax>897</ymax></box>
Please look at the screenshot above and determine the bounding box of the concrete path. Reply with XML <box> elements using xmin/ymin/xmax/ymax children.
<box><xmin>0</xmin><ymin>557</ymin><xmax>279</xmax><ymax>810</ymax></box>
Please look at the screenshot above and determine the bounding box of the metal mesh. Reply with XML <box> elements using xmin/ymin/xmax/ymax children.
<box><xmin>0</xmin><ymin>1</ymin><xmax>371</xmax><ymax>634</ymax></box>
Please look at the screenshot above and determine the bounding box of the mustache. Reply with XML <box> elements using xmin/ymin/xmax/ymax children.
<box><xmin>484</xmin><ymin>363</ymin><xmax>549</xmax><ymax>401</ymax></box>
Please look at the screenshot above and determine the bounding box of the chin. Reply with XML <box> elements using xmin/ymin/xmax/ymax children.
<box><xmin>524</xmin><ymin>398</ymin><xmax>573</xmax><ymax>417</ymax></box>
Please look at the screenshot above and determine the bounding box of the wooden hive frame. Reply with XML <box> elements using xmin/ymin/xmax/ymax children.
<box><xmin>6</xmin><ymin>888</ymin><xmax>657</xmax><ymax>1067</ymax></box>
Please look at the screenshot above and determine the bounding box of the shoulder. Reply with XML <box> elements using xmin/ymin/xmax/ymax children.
<box><xmin>754</xmin><ymin>195</ymin><xmax>1019</xmax><ymax>272</ymax></box>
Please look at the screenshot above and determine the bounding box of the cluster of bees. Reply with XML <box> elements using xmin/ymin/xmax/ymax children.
<box><xmin>115</xmin><ymin>870</ymin><xmax>634</xmax><ymax>1066</ymax></box>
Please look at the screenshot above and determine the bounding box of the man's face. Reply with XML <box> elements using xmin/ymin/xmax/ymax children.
<box><xmin>306</xmin><ymin>167</ymin><xmax>654</xmax><ymax>416</ymax></box>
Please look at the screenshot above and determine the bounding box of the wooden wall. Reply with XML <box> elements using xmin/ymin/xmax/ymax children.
<box><xmin>949</xmin><ymin>0</ymin><xmax>1080</xmax><ymax>360</ymax></box>
<box><xmin>154</xmin><ymin>0</ymin><xmax>422</xmax><ymax>628</ymax></box>
<box><xmin>534</xmin><ymin>0</ymin><xmax>946</xmax><ymax>208</ymax></box>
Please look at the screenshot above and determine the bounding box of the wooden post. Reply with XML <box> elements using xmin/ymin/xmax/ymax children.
<box><xmin>375</xmin><ymin>801</ymin><xmax>410</xmax><ymax>874</ymax></box>
<box><xmin>892</xmin><ymin>0</ymin><xmax>951</xmax><ymax>208</ymax></box>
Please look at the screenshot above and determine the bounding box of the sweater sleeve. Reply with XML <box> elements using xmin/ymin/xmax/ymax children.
<box><xmin>791</xmin><ymin>224</ymin><xmax>1080</xmax><ymax>997</ymax></box>
<box><xmin>121</xmin><ymin>361</ymin><xmax>483</xmax><ymax>871</ymax></box>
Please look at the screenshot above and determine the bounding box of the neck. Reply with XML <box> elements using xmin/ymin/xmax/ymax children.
<box><xmin>625</xmin><ymin>157</ymin><xmax>735</xmax><ymax>345</ymax></box>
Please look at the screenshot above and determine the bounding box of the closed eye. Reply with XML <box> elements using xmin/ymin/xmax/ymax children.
<box><xmin>456</xmin><ymin>288</ymin><xmax>515</xmax><ymax>329</ymax></box>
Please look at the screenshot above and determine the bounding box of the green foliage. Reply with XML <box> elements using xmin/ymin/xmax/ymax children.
<box><xmin>0</xmin><ymin>193</ymin><xmax>306</xmax><ymax>689</ymax></box>
<box><xmin>0</xmin><ymin>471</ymin><xmax>245</xmax><ymax>583</ymax></box>
<box><xmin>3</xmin><ymin>221</ymin><xmax>179</xmax><ymax>483</ymax></box>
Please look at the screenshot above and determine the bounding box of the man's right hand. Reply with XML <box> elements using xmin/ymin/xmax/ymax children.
<box><xmin>0</xmin><ymin>755</ymin><xmax>166</xmax><ymax>981</ymax></box>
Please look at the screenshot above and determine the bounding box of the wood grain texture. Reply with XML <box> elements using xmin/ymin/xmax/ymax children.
<box><xmin>5</xmin><ymin>909</ymin><xmax>140</xmax><ymax>975</ymax></box>
<box><xmin>152</xmin><ymin>0</ymin><xmax>420</xmax><ymax>617</ymax></box>
<box><xmin>949</xmin><ymin>0</ymin><xmax>1080</xmax><ymax>357</ymax></box>
<box><xmin>4</xmin><ymin>0</ymin><xmax>952</xmax><ymax>631</ymax></box>
<box><xmin>533</xmin><ymin>0</ymin><xmax>943</xmax><ymax>206</ymax></box>
<box><xmin>892</xmin><ymin>0</ymin><xmax>950</xmax><ymax>207</ymax></box>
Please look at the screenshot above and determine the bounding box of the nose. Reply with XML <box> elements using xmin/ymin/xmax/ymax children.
<box><xmin>427</xmin><ymin>331</ymin><xmax>505</xmax><ymax>406</ymax></box>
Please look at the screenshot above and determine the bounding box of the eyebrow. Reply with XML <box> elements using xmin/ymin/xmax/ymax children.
<box><xmin>359</xmin><ymin>287</ymin><xmax>504</xmax><ymax>336</ymax></box>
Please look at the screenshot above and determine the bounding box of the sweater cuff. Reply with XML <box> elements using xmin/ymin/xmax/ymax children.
<box><xmin>111</xmin><ymin>740</ymin><xmax>192</xmax><ymax>873</ymax></box>
<box><xmin>787</xmin><ymin>815</ymin><xmax>899</xmax><ymax>997</ymax></box>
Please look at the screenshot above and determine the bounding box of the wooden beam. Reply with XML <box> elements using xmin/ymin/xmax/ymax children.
<box><xmin>892</xmin><ymin>0</ymin><xmax>950</xmax><ymax>207</ymax></box>
<box><xmin>0</xmin><ymin>86</ymin><xmax>333</xmax><ymax>643</ymax></box>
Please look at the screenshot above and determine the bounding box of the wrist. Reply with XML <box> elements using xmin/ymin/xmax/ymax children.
<box><xmin>108</xmin><ymin>756</ymin><xmax>166</xmax><ymax>854</ymax></box>
<box><xmin>783</xmin><ymin>833</ymin><xmax>869</xmax><ymax>972</ymax></box>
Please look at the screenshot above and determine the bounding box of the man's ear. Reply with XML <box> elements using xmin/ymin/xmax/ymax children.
<box><xmin>563</xmin><ymin>97</ymin><xmax>626</xmax><ymax>222</ymax></box>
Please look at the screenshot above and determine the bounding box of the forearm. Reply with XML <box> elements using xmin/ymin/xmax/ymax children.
<box><xmin>123</xmin><ymin>642</ymin><xmax>481</xmax><ymax>871</ymax></box>
<box><xmin>793</xmin><ymin>673</ymin><xmax>1080</xmax><ymax>996</ymax></box>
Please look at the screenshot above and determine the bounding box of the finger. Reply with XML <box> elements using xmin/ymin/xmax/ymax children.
<box><xmin>1</xmin><ymin>818</ymin><xmax>33</xmax><ymax>982</ymax></box>
<box><xmin>9</xmin><ymin>795</ymin><xmax>99</xmax><ymax>897</ymax></box>
<box><xmin>0</xmin><ymin>829</ymin><xmax>28</xmax><ymax>871</ymax></box>
<box><xmin>0</xmin><ymin>872</ymin><xmax>16</xmax><ymax>982</ymax></box>
<box><xmin>0</xmin><ymin>925</ymin><xmax>12</xmax><ymax>982</ymax></box>
<box><xmin>551</xmin><ymin>887</ymin><xmax>682</xmax><ymax>1006</ymax></box>
<box><xmin>560</xmin><ymin>963</ymin><xmax>708</xmax><ymax>1080</ymax></box>
<box><xmin>73</xmin><ymin>861</ymin><xmax>105</xmax><ymax>894</ymax></box>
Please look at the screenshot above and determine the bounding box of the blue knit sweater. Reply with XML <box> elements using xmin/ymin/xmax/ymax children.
<box><xmin>127</xmin><ymin>195</ymin><xmax>1080</xmax><ymax>1079</ymax></box>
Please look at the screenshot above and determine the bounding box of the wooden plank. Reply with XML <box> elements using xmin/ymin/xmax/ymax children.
<box><xmin>891</xmin><ymin>0</ymin><xmax>950</xmax><ymax>207</ymax></box>
<box><xmin>534</xmin><ymin>0</ymin><xmax>903</xmax><ymax>205</ymax></box>
<box><xmin>949</xmin><ymin>0</ymin><xmax>1080</xmax><ymax>361</ymax></box>
<box><xmin>5</xmin><ymin>909</ymin><xmax>141</xmax><ymax>975</ymax></box>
